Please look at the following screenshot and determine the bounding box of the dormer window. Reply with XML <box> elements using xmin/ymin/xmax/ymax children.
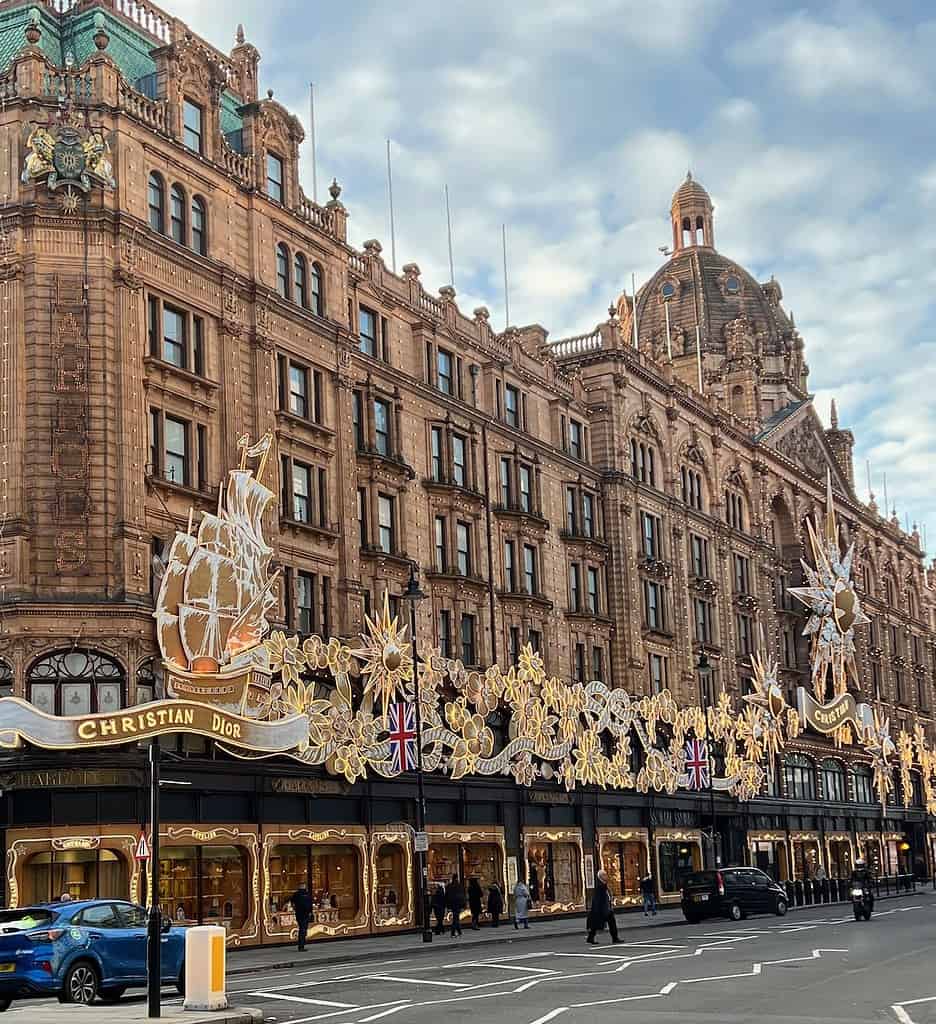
<box><xmin>183</xmin><ymin>98</ymin><xmax>203</xmax><ymax>154</ymax></box>
<box><xmin>266</xmin><ymin>152</ymin><xmax>284</xmax><ymax>203</ymax></box>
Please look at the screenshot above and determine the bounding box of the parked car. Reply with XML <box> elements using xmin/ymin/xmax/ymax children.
<box><xmin>681</xmin><ymin>867</ymin><xmax>789</xmax><ymax>923</ymax></box>
<box><xmin>0</xmin><ymin>899</ymin><xmax>185</xmax><ymax>1011</ymax></box>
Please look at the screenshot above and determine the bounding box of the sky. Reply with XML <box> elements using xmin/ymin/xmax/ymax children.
<box><xmin>172</xmin><ymin>0</ymin><xmax>936</xmax><ymax>545</ymax></box>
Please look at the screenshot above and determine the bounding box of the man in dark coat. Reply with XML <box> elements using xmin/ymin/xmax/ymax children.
<box><xmin>467</xmin><ymin>877</ymin><xmax>484</xmax><ymax>930</ymax></box>
<box><xmin>430</xmin><ymin>883</ymin><xmax>447</xmax><ymax>935</ymax></box>
<box><xmin>586</xmin><ymin>870</ymin><xmax>620</xmax><ymax>945</ymax></box>
<box><xmin>487</xmin><ymin>883</ymin><xmax>504</xmax><ymax>927</ymax></box>
<box><xmin>446</xmin><ymin>874</ymin><xmax>465</xmax><ymax>936</ymax></box>
<box><xmin>289</xmin><ymin>885</ymin><xmax>313</xmax><ymax>951</ymax></box>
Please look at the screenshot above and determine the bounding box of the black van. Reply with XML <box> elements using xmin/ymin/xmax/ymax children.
<box><xmin>681</xmin><ymin>867</ymin><xmax>789</xmax><ymax>923</ymax></box>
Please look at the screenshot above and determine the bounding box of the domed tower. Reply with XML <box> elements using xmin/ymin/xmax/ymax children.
<box><xmin>616</xmin><ymin>174</ymin><xmax>808</xmax><ymax>432</ymax></box>
<box><xmin>670</xmin><ymin>172</ymin><xmax>714</xmax><ymax>251</ymax></box>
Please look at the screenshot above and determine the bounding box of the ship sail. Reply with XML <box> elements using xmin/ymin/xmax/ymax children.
<box><xmin>154</xmin><ymin>531</ymin><xmax>197</xmax><ymax>669</ymax></box>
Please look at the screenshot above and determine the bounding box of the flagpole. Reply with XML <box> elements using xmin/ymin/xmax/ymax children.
<box><xmin>444</xmin><ymin>184</ymin><xmax>455</xmax><ymax>289</ymax></box>
<box><xmin>696</xmin><ymin>324</ymin><xmax>703</xmax><ymax>392</ymax></box>
<box><xmin>386</xmin><ymin>139</ymin><xmax>397</xmax><ymax>273</ymax></box>
<box><xmin>309</xmin><ymin>83</ymin><xmax>318</xmax><ymax>204</ymax></box>
<box><xmin>502</xmin><ymin>224</ymin><xmax>510</xmax><ymax>328</ymax></box>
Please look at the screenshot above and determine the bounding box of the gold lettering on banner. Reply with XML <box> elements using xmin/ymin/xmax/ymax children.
<box><xmin>797</xmin><ymin>688</ymin><xmax>874</xmax><ymax>737</ymax></box>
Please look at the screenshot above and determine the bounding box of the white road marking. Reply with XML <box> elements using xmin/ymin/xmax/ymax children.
<box><xmin>527</xmin><ymin>1008</ymin><xmax>569</xmax><ymax>1024</ymax></box>
<box><xmin>355</xmin><ymin>1003</ymin><xmax>413</xmax><ymax>1021</ymax></box>
<box><xmin>892</xmin><ymin>993</ymin><xmax>936</xmax><ymax>1024</ymax></box>
<box><xmin>297</xmin><ymin>958</ymin><xmax>411</xmax><ymax>976</ymax></box>
<box><xmin>465</xmin><ymin>962</ymin><xmax>557</xmax><ymax>974</ymax></box>
<box><xmin>893</xmin><ymin>1010</ymin><xmax>914</xmax><ymax>1024</ymax></box>
<box><xmin>251</xmin><ymin>992</ymin><xmax>359</xmax><ymax>1008</ymax></box>
<box><xmin>368</xmin><ymin>974</ymin><xmax>470</xmax><ymax>988</ymax></box>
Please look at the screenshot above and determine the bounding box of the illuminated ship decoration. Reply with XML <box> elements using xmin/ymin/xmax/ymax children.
<box><xmin>155</xmin><ymin>433</ymin><xmax>280</xmax><ymax>717</ymax></box>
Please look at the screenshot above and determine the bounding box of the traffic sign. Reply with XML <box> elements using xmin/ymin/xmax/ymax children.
<box><xmin>135</xmin><ymin>832</ymin><xmax>151</xmax><ymax>861</ymax></box>
<box><xmin>414</xmin><ymin>831</ymin><xmax>429</xmax><ymax>853</ymax></box>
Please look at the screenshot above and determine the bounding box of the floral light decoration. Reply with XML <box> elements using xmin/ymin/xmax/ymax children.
<box><xmin>865</xmin><ymin>709</ymin><xmax>896</xmax><ymax>813</ymax></box>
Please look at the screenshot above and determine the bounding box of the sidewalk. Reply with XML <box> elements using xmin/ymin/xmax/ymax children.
<box><xmin>226</xmin><ymin>889</ymin><xmax>924</xmax><ymax>977</ymax></box>
<box><xmin>6</xmin><ymin>1006</ymin><xmax>261</xmax><ymax>1023</ymax></box>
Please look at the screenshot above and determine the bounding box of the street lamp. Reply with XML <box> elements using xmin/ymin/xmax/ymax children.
<box><xmin>697</xmin><ymin>651</ymin><xmax>719</xmax><ymax>869</ymax></box>
<box><xmin>402</xmin><ymin>564</ymin><xmax>433</xmax><ymax>944</ymax></box>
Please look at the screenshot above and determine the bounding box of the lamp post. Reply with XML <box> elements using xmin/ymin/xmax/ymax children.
<box><xmin>146</xmin><ymin>737</ymin><xmax>161</xmax><ymax>1018</ymax></box>
<box><xmin>402</xmin><ymin>564</ymin><xmax>433</xmax><ymax>943</ymax></box>
<box><xmin>697</xmin><ymin>651</ymin><xmax>719</xmax><ymax>869</ymax></box>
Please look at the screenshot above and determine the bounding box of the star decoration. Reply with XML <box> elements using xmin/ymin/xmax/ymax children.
<box><xmin>742</xmin><ymin>650</ymin><xmax>792</xmax><ymax>779</ymax></box>
<box><xmin>60</xmin><ymin>186</ymin><xmax>80</xmax><ymax>215</ymax></box>
<box><xmin>789</xmin><ymin>471</ymin><xmax>870</xmax><ymax>702</ymax></box>
<box><xmin>351</xmin><ymin>592</ymin><xmax>414</xmax><ymax>718</ymax></box>
<box><xmin>865</xmin><ymin>709</ymin><xmax>896</xmax><ymax>813</ymax></box>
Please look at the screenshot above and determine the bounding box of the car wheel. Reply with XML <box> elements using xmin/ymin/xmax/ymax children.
<box><xmin>100</xmin><ymin>986</ymin><xmax>127</xmax><ymax>1003</ymax></box>
<box><xmin>775</xmin><ymin>898</ymin><xmax>788</xmax><ymax>917</ymax></box>
<box><xmin>61</xmin><ymin>961</ymin><xmax>99</xmax><ymax>1005</ymax></box>
<box><xmin>728</xmin><ymin>902</ymin><xmax>743</xmax><ymax>922</ymax></box>
<box><xmin>176</xmin><ymin>964</ymin><xmax>185</xmax><ymax>997</ymax></box>
<box><xmin>0</xmin><ymin>997</ymin><xmax>11</xmax><ymax>1012</ymax></box>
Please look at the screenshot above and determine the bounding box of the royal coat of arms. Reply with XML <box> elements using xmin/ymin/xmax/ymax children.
<box><xmin>21</xmin><ymin>121</ymin><xmax>116</xmax><ymax>196</ymax></box>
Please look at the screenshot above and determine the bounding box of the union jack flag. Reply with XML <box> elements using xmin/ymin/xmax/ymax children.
<box><xmin>388</xmin><ymin>701</ymin><xmax>418</xmax><ymax>774</ymax></box>
<box><xmin>685</xmin><ymin>738</ymin><xmax>710</xmax><ymax>790</ymax></box>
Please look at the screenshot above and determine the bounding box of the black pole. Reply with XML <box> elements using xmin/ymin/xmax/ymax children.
<box><xmin>706</xmin><ymin>708</ymin><xmax>718</xmax><ymax>868</ymax></box>
<box><xmin>409</xmin><ymin>596</ymin><xmax>432</xmax><ymax>943</ymax></box>
<box><xmin>147</xmin><ymin>737</ymin><xmax>161</xmax><ymax>1018</ymax></box>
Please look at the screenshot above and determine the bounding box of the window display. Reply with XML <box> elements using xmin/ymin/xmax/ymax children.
<box><xmin>657</xmin><ymin>841</ymin><xmax>700</xmax><ymax>895</ymax></box>
<box><xmin>526</xmin><ymin>841</ymin><xmax>582</xmax><ymax>907</ymax></box>
<box><xmin>159</xmin><ymin>844</ymin><xmax>247</xmax><ymax>933</ymax></box>
<box><xmin>750</xmin><ymin>838</ymin><xmax>789</xmax><ymax>881</ymax></box>
<box><xmin>24</xmin><ymin>848</ymin><xmax>128</xmax><ymax>905</ymax></box>
<box><xmin>602</xmin><ymin>841</ymin><xmax>647</xmax><ymax>901</ymax></box>
<box><xmin>791</xmin><ymin>837</ymin><xmax>821</xmax><ymax>880</ymax></box>
<box><xmin>267</xmin><ymin>844</ymin><xmax>360</xmax><ymax>929</ymax></box>
<box><xmin>826</xmin><ymin>838</ymin><xmax>852</xmax><ymax>879</ymax></box>
<box><xmin>427</xmin><ymin>836</ymin><xmax>504</xmax><ymax>920</ymax></box>
<box><xmin>374</xmin><ymin>844</ymin><xmax>405</xmax><ymax>924</ymax></box>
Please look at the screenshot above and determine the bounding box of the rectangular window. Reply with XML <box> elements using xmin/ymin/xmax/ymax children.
<box><xmin>592</xmin><ymin>646</ymin><xmax>604</xmax><ymax>683</ymax></box>
<box><xmin>566</xmin><ymin>487</ymin><xmax>577</xmax><ymax>534</ymax></box>
<box><xmin>644</xmin><ymin>580</ymin><xmax>665</xmax><ymax>632</ymax></box>
<box><xmin>359</xmin><ymin>307</ymin><xmax>377</xmax><ymax>357</ymax></box>
<box><xmin>733</xmin><ymin>554</ymin><xmax>751</xmax><ymax>594</ymax></box>
<box><xmin>439</xmin><ymin>610</ymin><xmax>453</xmax><ymax>659</ymax></box>
<box><xmin>162</xmin><ymin>306</ymin><xmax>186</xmax><ymax>368</ymax></box>
<box><xmin>164</xmin><ymin>415</ymin><xmax>188</xmax><ymax>486</ymax></box>
<box><xmin>434</xmin><ymin>515</ymin><xmax>446</xmax><ymax>572</ymax></box>
<box><xmin>523</xmin><ymin>544</ymin><xmax>537</xmax><ymax>595</ymax></box>
<box><xmin>582</xmin><ymin>493</ymin><xmax>595</xmax><ymax>538</ymax></box>
<box><xmin>296</xmin><ymin>571</ymin><xmax>314</xmax><ymax>635</ymax></box>
<box><xmin>519</xmin><ymin>465</ymin><xmax>532</xmax><ymax>513</ymax></box>
<box><xmin>193</xmin><ymin>317</ymin><xmax>205</xmax><ymax>377</ymax></box>
<box><xmin>460</xmin><ymin>614</ymin><xmax>476</xmax><ymax>665</ymax></box>
<box><xmin>430</xmin><ymin>426</ymin><xmax>443</xmax><ymax>481</ymax></box>
<box><xmin>291</xmin><ymin>461</ymin><xmax>311</xmax><ymax>523</ymax></box>
<box><xmin>352</xmin><ymin>391</ymin><xmax>365</xmax><ymax>451</ymax></box>
<box><xmin>288</xmin><ymin>363</ymin><xmax>308</xmax><ymax>418</ymax></box>
<box><xmin>528</xmin><ymin>629</ymin><xmax>541</xmax><ymax>653</ymax></box>
<box><xmin>357</xmin><ymin>487</ymin><xmax>368</xmax><ymax>546</ymax></box>
<box><xmin>508</xmin><ymin>626</ymin><xmax>520</xmax><ymax>665</ymax></box>
<box><xmin>504</xmin><ymin>384</ymin><xmax>519</xmax><ymax>427</ymax></box>
<box><xmin>690</xmin><ymin>534</ymin><xmax>709</xmax><ymax>577</ymax></box>
<box><xmin>437</xmin><ymin>349</ymin><xmax>453</xmax><ymax>394</ymax></box>
<box><xmin>196</xmin><ymin>423</ymin><xmax>207</xmax><ymax>491</ymax></box>
<box><xmin>649</xmin><ymin>653</ymin><xmax>667</xmax><ymax>694</ymax></box>
<box><xmin>504</xmin><ymin>540</ymin><xmax>516</xmax><ymax>591</ymax></box>
<box><xmin>266</xmin><ymin>151</ymin><xmax>284</xmax><ymax>203</ymax></box>
<box><xmin>587</xmin><ymin>566</ymin><xmax>599</xmax><ymax>615</ymax></box>
<box><xmin>736</xmin><ymin>613</ymin><xmax>753</xmax><ymax>655</ymax></box>
<box><xmin>452</xmin><ymin>434</ymin><xmax>466</xmax><ymax>487</ymax></box>
<box><xmin>499</xmin><ymin>457</ymin><xmax>512</xmax><ymax>506</ymax></box>
<box><xmin>374</xmin><ymin>398</ymin><xmax>390</xmax><ymax>456</ymax></box>
<box><xmin>569</xmin><ymin>419</ymin><xmax>583</xmax><ymax>460</ymax></box>
<box><xmin>150</xmin><ymin>409</ymin><xmax>160</xmax><ymax>477</ymax></box>
<box><xmin>183</xmin><ymin>98</ymin><xmax>203</xmax><ymax>153</ymax></box>
<box><xmin>694</xmin><ymin>598</ymin><xmax>713</xmax><ymax>645</ymax></box>
<box><xmin>574</xmin><ymin>642</ymin><xmax>586</xmax><ymax>683</ymax></box>
<box><xmin>456</xmin><ymin>521</ymin><xmax>471</xmax><ymax>576</ymax></box>
<box><xmin>641</xmin><ymin>512</ymin><xmax>661</xmax><ymax>560</ymax></box>
<box><xmin>569</xmin><ymin>564</ymin><xmax>581</xmax><ymax>611</ymax></box>
<box><xmin>378</xmin><ymin>494</ymin><xmax>395</xmax><ymax>553</ymax></box>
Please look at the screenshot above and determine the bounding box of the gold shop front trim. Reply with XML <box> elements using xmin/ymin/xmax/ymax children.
<box><xmin>652</xmin><ymin>828</ymin><xmax>702</xmax><ymax>903</ymax></box>
<box><xmin>370</xmin><ymin>825</ymin><xmax>415</xmax><ymax>932</ymax></box>
<box><xmin>522</xmin><ymin>827</ymin><xmax>585</xmax><ymax>916</ymax></box>
<box><xmin>425</xmin><ymin>826</ymin><xmax>507</xmax><ymax>919</ymax></box>
<box><xmin>597</xmin><ymin>828</ymin><xmax>650</xmax><ymax>908</ymax></box>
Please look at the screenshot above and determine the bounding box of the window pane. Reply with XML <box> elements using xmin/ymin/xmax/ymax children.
<box><xmin>164</xmin><ymin>416</ymin><xmax>187</xmax><ymax>484</ymax></box>
<box><xmin>170</xmin><ymin>185</ymin><xmax>185</xmax><ymax>243</ymax></box>
<box><xmin>519</xmin><ymin>466</ymin><xmax>531</xmax><ymax>512</ymax></box>
<box><xmin>452</xmin><ymin>435</ymin><xmax>465</xmax><ymax>486</ymax></box>
<box><xmin>289</xmin><ymin>364</ymin><xmax>308</xmax><ymax>418</ymax></box>
<box><xmin>162</xmin><ymin>308</ymin><xmax>185</xmax><ymax>367</ymax></box>
<box><xmin>374</xmin><ymin>400</ymin><xmax>390</xmax><ymax>455</ymax></box>
<box><xmin>183</xmin><ymin>99</ymin><xmax>202</xmax><ymax>153</ymax></box>
<box><xmin>431</xmin><ymin>427</ymin><xmax>443</xmax><ymax>480</ymax></box>
<box><xmin>359</xmin><ymin>308</ymin><xmax>377</xmax><ymax>356</ymax></box>
<box><xmin>191</xmin><ymin>198</ymin><xmax>206</xmax><ymax>253</ymax></box>
<box><xmin>378</xmin><ymin>495</ymin><xmax>394</xmax><ymax>553</ymax></box>
<box><xmin>266</xmin><ymin>152</ymin><xmax>284</xmax><ymax>202</ymax></box>
<box><xmin>505</xmin><ymin>385</ymin><xmax>518</xmax><ymax>427</ymax></box>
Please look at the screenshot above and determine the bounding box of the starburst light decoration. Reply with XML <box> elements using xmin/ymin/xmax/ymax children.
<box><xmin>743</xmin><ymin>651</ymin><xmax>800</xmax><ymax>780</ymax></box>
<box><xmin>351</xmin><ymin>594</ymin><xmax>414</xmax><ymax>718</ymax></box>
<box><xmin>865</xmin><ymin>709</ymin><xmax>896</xmax><ymax>813</ymax></box>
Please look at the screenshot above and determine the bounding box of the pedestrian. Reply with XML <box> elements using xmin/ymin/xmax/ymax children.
<box><xmin>487</xmin><ymin>883</ymin><xmax>504</xmax><ymax>928</ymax></box>
<box><xmin>586</xmin><ymin>869</ymin><xmax>620</xmax><ymax>945</ymax></box>
<box><xmin>513</xmin><ymin>878</ymin><xmax>531</xmax><ymax>930</ymax></box>
<box><xmin>446</xmin><ymin>874</ymin><xmax>465</xmax><ymax>937</ymax></box>
<box><xmin>430</xmin><ymin>883</ymin><xmax>446</xmax><ymax>935</ymax></box>
<box><xmin>640</xmin><ymin>872</ymin><xmax>657</xmax><ymax>917</ymax></box>
<box><xmin>467</xmin><ymin>877</ymin><xmax>483</xmax><ymax>930</ymax></box>
<box><xmin>289</xmin><ymin>884</ymin><xmax>313</xmax><ymax>952</ymax></box>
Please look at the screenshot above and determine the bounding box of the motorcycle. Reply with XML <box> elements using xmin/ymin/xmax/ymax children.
<box><xmin>851</xmin><ymin>886</ymin><xmax>873</xmax><ymax>921</ymax></box>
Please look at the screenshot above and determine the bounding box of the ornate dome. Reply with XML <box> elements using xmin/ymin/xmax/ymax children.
<box><xmin>671</xmin><ymin>171</ymin><xmax>712</xmax><ymax>213</ymax></box>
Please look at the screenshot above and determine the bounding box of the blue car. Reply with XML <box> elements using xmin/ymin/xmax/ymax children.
<box><xmin>0</xmin><ymin>899</ymin><xmax>185</xmax><ymax>1010</ymax></box>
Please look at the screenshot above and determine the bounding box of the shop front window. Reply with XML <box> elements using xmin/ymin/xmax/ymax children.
<box><xmin>751</xmin><ymin>840</ymin><xmax>789</xmax><ymax>881</ymax></box>
<box><xmin>863</xmin><ymin>839</ymin><xmax>882</xmax><ymax>877</ymax></box>
<box><xmin>25</xmin><ymin>848</ymin><xmax>128</xmax><ymax>905</ymax></box>
<box><xmin>601</xmin><ymin>841</ymin><xmax>647</xmax><ymax>901</ymax></box>
<box><xmin>827</xmin><ymin>839</ymin><xmax>852</xmax><ymax>879</ymax></box>
<box><xmin>159</xmin><ymin>845</ymin><xmax>247</xmax><ymax>932</ymax></box>
<box><xmin>526</xmin><ymin>842</ymin><xmax>581</xmax><ymax>905</ymax></box>
<box><xmin>374</xmin><ymin>844</ymin><xmax>406</xmax><ymax>923</ymax></box>
<box><xmin>791</xmin><ymin>839</ymin><xmax>821</xmax><ymax>880</ymax></box>
<box><xmin>428</xmin><ymin>842</ymin><xmax>502</xmax><ymax>896</ymax></box>
<box><xmin>657</xmin><ymin>842</ymin><xmax>699</xmax><ymax>895</ymax></box>
<box><xmin>268</xmin><ymin>844</ymin><xmax>361</xmax><ymax>926</ymax></box>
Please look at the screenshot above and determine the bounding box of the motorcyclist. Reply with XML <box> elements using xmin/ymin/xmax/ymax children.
<box><xmin>849</xmin><ymin>858</ymin><xmax>874</xmax><ymax>909</ymax></box>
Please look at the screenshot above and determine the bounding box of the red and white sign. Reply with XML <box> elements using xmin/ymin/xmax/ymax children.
<box><xmin>135</xmin><ymin>832</ymin><xmax>151</xmax><ymax>861</ymax></box>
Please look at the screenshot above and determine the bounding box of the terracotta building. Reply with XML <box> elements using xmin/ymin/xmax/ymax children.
<box><xmin>0</xmin><ymin>0</ymin><xmax>931</xmax><ymax>944</ymax></box>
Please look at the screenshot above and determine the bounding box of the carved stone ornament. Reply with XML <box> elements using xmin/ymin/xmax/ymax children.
<box><xmin>21</xmin><ymin>121</ymin><xmax>116</xmax><ymax>194</ymax></box>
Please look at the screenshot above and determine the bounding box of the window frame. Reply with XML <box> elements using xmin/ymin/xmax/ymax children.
<box><xmin>191</xmin><ymin>195</ymin><xmax>207</xmax><ymax>255</ymax></box>
<box><xmin>182</xmin><ymin>97</ymin><xmax>204</xmax><ymax>154</ymax></box>
<box><xmin>266</xmin><ymin>151</ymin><xmax>285</xmax><ymax>203</ymax></box>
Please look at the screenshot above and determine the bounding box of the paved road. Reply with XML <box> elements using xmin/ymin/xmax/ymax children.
<box><xmin>6</xmin><ymin>900</ymin><xmax>936</xmax><ymax>1022</ymax></box>
<box><xmin>187</xmin><ymin>898</ymin><xmax>936</xmax><ymax>1024</ymax></box>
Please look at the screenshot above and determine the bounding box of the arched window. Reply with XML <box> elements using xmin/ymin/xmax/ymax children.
<box><xmin>821</xmin><ymin>758</ymin><xmax>846</xmax><ymax>802</ymax></box>
<box><xmin>275</xmin><ymin>243</ymin><xmax>290</xmax><ymax>299</ymax></box>
<box><xmin>861</xmin><ymin>563</ymin><xmax>872</xmax><ymax>594</ymax></box>
<box><xmin>884</xmin><ymin>576</ymin><xmax>895</xmax><ymax>607</ymax></box>
<box><xmin>695</xmin><ymin>215</ymin><xmax>705</xmax><ymax>245</ymax></box>
<box><xmin>27</xmin><ymin>649</ymin><xmax>125</xmax><ymax>716</ymax></box>
<box><xmin>783</xmin><ymin>753</ymin><xmax>815</xmax><ymax>801</ymax></box>
<box><xmin>908</xmin><ymin>588</ymin><xmax>917</xmax><ymax>620</ymax></box>
<box><xmin>136</xmin><ymin>657</ymin><xmax>163</xmax><ymax>705</ymax></box>
<box><xmin>630</xmin><ymin>438</ymin><xmax>656</xmax><ymax>487</ymax></box>
<box><xmin>170</xmin><ymin>183</ymin><xmax>186</xmax><ymax>244</ymax></box>
<box><xmin>310</xmin><ymin>262</ymin><xmax>323</xmax><ymax>316</ymax></box>
<box><xmin>0</xmin><ymin>659</ymin><xmax>11</xmax><ymax>698</ymax></box>
<box><xmin>851</xmin><ymin>765</ymin><xmax>873</xmax><ymax>804</ymax></box>
<box><xmin>294</xmin><ymin>252</ymin><xmax>308</xmax><ymax>308</ymax></box>
<box><xmin>680</xmin><ymin>465</ymin><xmax>704</xmax><ymax>511</ymax></box>
<box><xmin>191</xmin><ymin>196</ymin><xmax>207</xmax><ymax>255</ymax></box>
<box><xmin>681</xmin><ymin>216</ymin><xmax>692</xmax><ymax>248</ymax></box>
<box><xmin>725</xmin><ymin>488</ymin><xmax>745</xmax><ymax>531</ymax></box>
<box><xmin>148</xmin><ymin>171</ymin><xmax>165</xmax><ymax>233</ymax></box>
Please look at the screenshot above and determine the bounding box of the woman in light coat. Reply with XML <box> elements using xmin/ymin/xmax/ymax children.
<box><xmin>513</xmin><ymin>879</ymin><xmax>531</xmax><ymax>930</ymax></box>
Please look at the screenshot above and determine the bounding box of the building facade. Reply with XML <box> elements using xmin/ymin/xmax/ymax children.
<box><xmin>0</xmin><ymin>0</ymin><xmax>932</xmax><ymax>945</ymax></box>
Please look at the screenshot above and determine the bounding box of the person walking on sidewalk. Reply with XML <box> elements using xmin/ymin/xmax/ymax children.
<box><xmin>586</xmin><ymin>870</ymin><xmax>620</xmax><ymax>945</ymax></box>
<box><xmin>513</xmin><ymin>878</ymin><xmax>531</xmax><ymax>929</ymax></box>
<box><xmin>446</xmin><ymin>874</ymin><xmax>465</xmax><ymax>937</ymax></box>
<box><xmin>467</xmin><ymin>877</ymin><xmax>484</xmax><ymax>930</ymax></box>
<box><xmin>290</xmin><ymin>885</ymin><xmax>313</xmax><ymax>952</ymax></box>
<box><xmin>487</xmin><ymin>883</ymin><xmax>504</xmax><ymax>927</ymax></box>
<box><xmin>430</xmin><ymin>883</ymin><xmax>446</xmax><ymax>935</ymax></box>
<box><xmin>640</xmin><ymin>872</ymin><xmax>657</xmax><ymax>917</ymax></box>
